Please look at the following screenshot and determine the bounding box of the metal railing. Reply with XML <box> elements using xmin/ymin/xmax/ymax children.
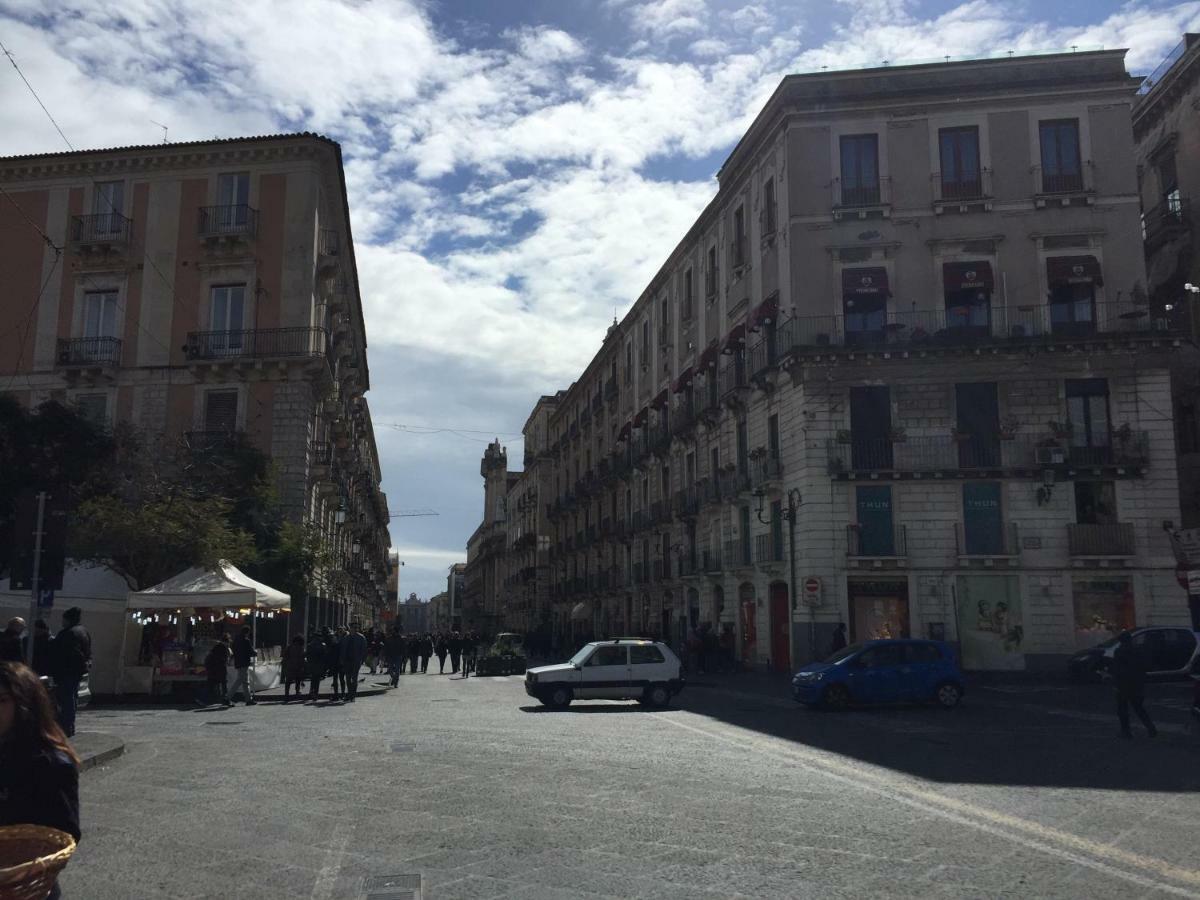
<box><xmin>318</xmin><ymin>228</ymin><xmax>340</xmax><ymax>257</ymax></box>
<box><xmin>718</xmin><ymin>360</ymin><xmax>748</xmax><ymax>397</ymax></box>
<box><xmin>56</xmin><ymin>336</ymin><xmax>121</xmax><ymax>367</ymax></box>
<box><xmin>1067</xmin><ymin>523</ymin><xmax>1135</xmax><ymax>557</ymax></box>
<box><xmin>1033</xmin><ymin>163</ymin><xmax>1092</xmax><ymax>196</ymax></box>
<box><xmin>748</xmin><ymin>331</ymin><xmax>779</xmax><ymax>377</ymax></box>
<box><xmin>71</xmin><ymin>212</ymin><xmax>131</xmax><ymax>244</ymax></box>
<box><xmin>672</xmin><ymin>400</ymin><xmax>697</xmax><ymax>436</ymax></box>
<box><xmin>185</xmin><ymin>327</ymin><xmax>328</xmax><ymax>360</ymax></box>
<box><xmin>835</xmin><ymin>176</ymin><xmax>891</xmax><ymax>209</ymax></box>
<box><xmin>699</xmin><ymin>478</ymin><xmax>721</xmax><ymax>506</ymax></box>
<box><xmin>724</xmin><ymin>539</ymin><xmax>753</xmax><ymax>568</ymax></box>
<box><xmin>750</xmin><ymin>455</ymin><xmax>782</xmax><ymax>487</ymax></box>
<box><xmin>675</xmin><ymin>487</ymin><xmax>699</xmax><ymax>518</ymax></box>
<box><xmin>1142</xmin><ymin>197</ymin><xmax>1190</xmax><ymax>249</ymax></box>
<box><xmin>1137</xmin><ymin>35</ymin><xmax>1195</xmax><ymax>95</ymax></box>
<box><xmin>677</xmin><ymin>554</ymin><xmax>699</xmax><ymax>577</ymax></box>
<box><xmin>846</xmin><ymin>524</ymin><xmax>907</xmax><ymax>558</ymax></box>
<box><xmin>778</xmin><ymin>301</ymin><xmax>1174</xmax><ymax>355</ymax></box>
<box><xmin>310</xmin><ymin>441</ymin><xmax>333</xmax><ymax>467</ymax></box>
<box><xmin>955</xmin><ymin>522</ymin><xmax>1020</xmax><ymax>557</ymax></box>
<box><xmin>755</xmin><ymin>532</ymin><xmax>784</xmax><ymax>564</ymax></box>
<box><xmin>932</xmin><ymin>169</ymin><xmax>993</xmax><ymax>203</ymax></box>
<box><xmin>198</xmin><ymin>204</ymin><xmax>258</xmax><ymax>237</ymax></box>
<box><xmin>701</xmin><ymin>546</ymin><xmax>723</xmax><ymax>573</ymax></box>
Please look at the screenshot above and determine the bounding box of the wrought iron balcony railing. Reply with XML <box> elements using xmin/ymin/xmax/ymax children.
<box><xmin>1067</xmin><ymin>523</ymin><xmax>1135</xmax><ymax>557</ymax></box>
<box><xmin>71</xmin><ymin>212</ymin><xmax>131</xmax><ymax>245</ymax></box>
<box><xmin>955</xmin><ymin>522</ymin><xmax>1020</xmax><ymax>557</ymax></box>
<box><xmin>846</xmin><ymin>524</ymin><xmax>908</xmax><ymax>558</ymax></box>
<box><xmin>198</xmin><ymin>204</ymin><xmax>258</xmax><ymax>238</ymax></box>
<box><xmin>755</xmin><ymin>532</ymin><xmax>784</xmax><ymax>565</ymax></box>
<box><xmin>56</xmin><ymin>336</ymin><xmax>121</xmax><ymax>368</ymax></box>
<box><xmin>184</xmin><ymin>327</ymin><xmax>328</xmax><ymax>360</ymax></box>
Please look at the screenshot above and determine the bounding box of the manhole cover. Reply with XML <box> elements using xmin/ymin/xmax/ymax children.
<box><xmin>363</xmin><ymin>873</ymin><xmax>422</xmax><ymax>900</ymax></box>
<box><xmin>389</xmin><ymin>742</ymin><xmax>415</xmax><ymax>753</ymax></box>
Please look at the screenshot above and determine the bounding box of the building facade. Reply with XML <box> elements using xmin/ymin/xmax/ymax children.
<box><xmin>446</xmin><ymin>562</ymin><xmax>467</xmax><ymax>630</ymax></box>
<box><xmin>470</xmin><ymin>50</ymin><xmax>1193</xmax><ymax>670</ymax></box>
<box><xmin>0</xmin><ymin>133</ymin><xmax>391</xmax><ymax>632</ymax></box>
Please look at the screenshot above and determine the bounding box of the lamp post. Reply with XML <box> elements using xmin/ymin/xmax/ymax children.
<box><xmin>755</xmin><ymin>486</ymin><xmax>804</xmax><ymax>663</ymax></box>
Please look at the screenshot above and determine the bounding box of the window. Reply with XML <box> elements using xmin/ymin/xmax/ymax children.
<box><xmin>938</xmin><ymin>127</ymin><xmax>982</xmax><ymax>199</ymax></box>
<box><xmin>955</xmin><ymin>382</ymin><xmax>1000</xmax><ymax>467</ymax></box>
<box><xmin>641</xmin><ymin>319</ymin><xmax>649</xmax><ymax>366</ymax></box>
<box><xmin>962</xmin><ymin>483</ymin><xmax>1004</xmax><ymax>555</ymax></box>
<box><xmin>630</xmin><ymin>645</ymin><xmax>665</xmax><ymax>665</ymax></box>
<box><xmin>740</xmin><ymin>505</ymin><xmax>751</xmax><ymax>562</ymax></box>
<box><xmin>217</xmin><ymin>172</ymin><xmax>250</xmax><ymax>208</ymax></box>
<box><xmin>850</xmin><ymin>386</ymin><xmax>891</xmax><ymax>470</ymax></box>
<box><xmin>736</xmin><ymin>417</ymin><xmax>749</xmax><ymax>475</ymax></box>
<box><xmin>625</xmin><ymin>342</ymin><xmax>633</xmax><ymax>384</ymax></box>
<box><xmin>203</xmin><ymin>390</ymin><xmax>238</xmax><ymax>432</ymax></box>
<box><xmin>587</xmin><ymin>646</ymin><xmax>627</xmax><ymax>667</ymax></box>
<box><xmin>75</xmin><ymin>394</ymin><xmax>108</xmax><ymax>428</ymax></box>
<box><xmin>92</xmin><ymin>181</ymin><xmax>125</xmax><ymax>235</ymax></box>
<box><xmin>732</xmin><ymin>205</ymin><xmax>746</xmax><ymax>269</ymax></box>
<box><xmin>841</xmin><ymin>267</ymin><xmax>888</xmax><ymax>345</ymax></box>
<box><xmin>682</xmin><ymin>268</ymin><xmax>694</xmax><ymax>321</ymax></box>
<box><xmin>1038</xmin><ymin>120</ymin><xmax>1083</xmax><ymax>193</ymax></box>
<box><xmin>82</xmin><ymin>291</ymin><xmax>118</xmax><ymax>338</ymax></box>
<box><xmin>705</xmin><ymin>245</ymin><xmax>718</xmax><ymax>298</ymax></box>
<box><xmin>1066</xmin><ymin>379</ymin><xmax>1111</xmax><ymax>463</ymax></box>
<box><xmin>768</xmin><ymin>414</ymin><xmax>780</xmax><ymax>459</ymax></box>
<box><xmin>1075</xmin><ymin>481</ymin><xmax>1117</xmax><ymax>525</ymax></box>
<box><xmin>1158</xmin><ymin>153</ymin><xmax>1181</xmax><ymax>213</ymax></box>
<box><xmin>210</xmin><ymin>284</ymin><xmax>245</xmax><ymax>332</ymax></box>
<box><xmin>770</xmin><ymin>499</ymin><xmax>784</xmax><ymax>560</ymax></box>
<box><xmin>942</xmin><ymin>262</ymin><xmax>993</xmax><ymax>336</ymax></box>
<box><xmin>854</xmin><ymin>485</ymin><xmax>895</xmax><ymax>556</ymax></box>
<box><xmin>1046</xmin><ymin>257</ymin><xmax>1099</xmax><ymax>337</ymax></box>
<box><xmin>839</xmin><ymin>134</ymin><xmax>880</xmax><ymax>206</ymax></box>
<box><xmin>762</xmin><ymin>177</ymin><xmax>777</xmax><ymax>235</ymax></box>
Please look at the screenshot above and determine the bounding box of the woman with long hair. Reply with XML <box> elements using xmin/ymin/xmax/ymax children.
<box><xmin>0</xmin><ymin>661</ymin><xmax>81</xmax><ymax>893</ymax></box>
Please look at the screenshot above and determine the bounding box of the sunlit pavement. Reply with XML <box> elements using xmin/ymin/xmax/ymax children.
<box><xmin>68</xmin><ymin>671</ymin><xmax>1200</xmax><ymax>899</ymax></box>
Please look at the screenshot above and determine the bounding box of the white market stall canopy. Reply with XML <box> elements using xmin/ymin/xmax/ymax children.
<box><xmin>127</xmin><ymin>560</ymin><xmax>290</xmax><ymax>611</ymax></box>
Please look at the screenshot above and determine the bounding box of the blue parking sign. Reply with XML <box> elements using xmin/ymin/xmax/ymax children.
<box><xmin>37</xmin><ymin>589</ymin><xmax>54</xmax><ymax>609</ymax></box>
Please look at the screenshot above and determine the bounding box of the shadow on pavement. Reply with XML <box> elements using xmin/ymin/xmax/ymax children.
<box><xmin>519</xmin><ymin>703</ymin><xmax>664</xmax><ymax>714</ymax></box>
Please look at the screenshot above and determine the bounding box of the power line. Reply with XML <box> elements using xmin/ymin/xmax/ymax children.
<box><xmin>0</xmin><ymin>184</ymin><xmax>62</xmax><ymax>253</ymax></box>
<box><xmin>0</xmin><ymin>40</ymin><xmax>73</xmax><ymax>151</ymax></box>
<box><xmin>2</xmin><ymin>251</ymin><xmax>63</xmax><ymax>391</ymax></box>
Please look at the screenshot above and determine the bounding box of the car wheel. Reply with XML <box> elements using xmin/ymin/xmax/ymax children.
<box><xmin>643</xmin><ymin>683</ymin><xmax>671</xmax><ymax>707</ymax></box>
<box><xmin>822</xmin><ymin>684</ymin><xmax>851</xmax><ymax>710</ymax></box>
<box><xmin>934</xmin><ymin>681</ymin><xmax>962</xmax><ymax>708</ymax></box>
<box><xmin>548</xmin><ymin>686</ymin><xmax>573</xmax><ymax>708</ymax></box>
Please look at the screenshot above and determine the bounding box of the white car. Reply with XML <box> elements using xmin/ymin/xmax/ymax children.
<box><xmin>525</xmin><ymin>639</ymin><xmax>685</xmax><ymax>708</ymax></box>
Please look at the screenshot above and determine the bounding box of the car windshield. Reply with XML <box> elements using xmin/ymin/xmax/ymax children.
<box><xmin>825</xmin><ymin>643</ymin><xmax>865</xmax><ymax>664</ymax></box>
<box><xmin>568</xmin><ymin>645</ymin><xmax>595</xmax><ymax>666</ymax></box>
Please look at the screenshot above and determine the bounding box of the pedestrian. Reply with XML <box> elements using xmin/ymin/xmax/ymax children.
<box><xmin>0</xmin><ymin>618</ymin><xmax>25</xmax><ymax>663</ymax></box>
<box><xmin>339</xmin><ymin>622</ymin><xmax>368</xmax><ymax>702</ymax></box>
<box><xmin>420</xmin><ymin>633</ymin><xmax>432</xmax><ymax>673</ymax></box>
<box><xmin>306</xmin><ymin>631</ymin><xmax>327</xmax><ymax>702</ymax></box>
<box><xmin>1112</xmin><ymin>631</ymin><xmax>1157</xmax><ymax>739</ymax></box>
<box><xmin>830</xmin><ymin>622</ymin><xmax>848</xmax><ymax>657</ymax></box>
<box><xmin>326</xmin><ymin>627</ymin><xmax>344</xmax><ymax>700</ymax></box>
<box><xmin>0</xmin><ymin>662</ymin><xmax>81</xmax><ymax>900</ymax></box>
<box><xmin>462</xmin><ymin>631</ymin><xmax>479</xmax><ymax>678</ymax></box>
<box><xmin>282</xmin><ymin>634</ymin><xmax>307</xmax><ymax>702</ymax></box>
<box><xmin>407</xmin><ymin>633</ymin><xmax>420</xmax><ymax>675</ymax></box>
<box><xmin>434</xmin><ymin>633</ymin><xmax>448</xmax><ymax>673</ymax></box>
<box><xmin>50</xmin><ymin>608</ymin><xmax>91</xmax><ymax>737</ymax></box>
<box><xmin>449</xmin><ymin>630</ymin><xmax>462</xmax><ymax>674</ymax></box>
<box><xmin>230</xmin><ymin>626</ymin><xmax>257</xmax><ymax>706</ymax></box>
<box><xmin>203</xmin><ymin>634</ymin><xmax>232</xmax><ymax>706</ymax></box>
<box><xmin>385</xmin><ymin>627</ymin><xmax>404</xmax><ymax>688</ymax></box>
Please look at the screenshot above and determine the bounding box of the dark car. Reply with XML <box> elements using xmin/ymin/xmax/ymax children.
<box><xmin>792</xmin><ymin>639</ymin><xmax>964</xmax><ymax>709</ymax></box>
<box><xmin>1068</xmin><ymin>627</ymin><xmax>1198</xmax><ymax>682</ymax></box>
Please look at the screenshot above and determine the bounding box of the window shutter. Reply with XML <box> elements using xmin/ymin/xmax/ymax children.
<box><xmin>204</xmin><ymin>390</ymin><xmax>238</xmax><ymax>431</ymax></box>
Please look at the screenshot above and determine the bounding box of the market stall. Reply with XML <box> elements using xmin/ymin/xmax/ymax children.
<box><xmin>118</xmin><ymin>561</ymin><xmax>290</xmax><ymax>697</ymax></box>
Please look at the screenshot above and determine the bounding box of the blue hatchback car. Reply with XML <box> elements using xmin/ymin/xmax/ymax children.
<box><xmin>792</xmin><ymin>639</ymin><xmax>965</xmax><ymax>709</ymax></box>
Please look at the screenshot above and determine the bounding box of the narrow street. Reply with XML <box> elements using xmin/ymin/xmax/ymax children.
<box><xmin>69</xmin><ymin>672</ymin><xmax>1200</xmax><ymax>899</ymax></box>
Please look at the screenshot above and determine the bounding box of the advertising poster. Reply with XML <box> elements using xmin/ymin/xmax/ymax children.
<box><xmin>956</xmin><ymin>575</ymin><xmax>1024</xmax><ymax>670</ymax></box>
<box><xmin>1071</xmin><ymin>578</ymin><xmax>1135</xmax><ymax>650</ymax></box>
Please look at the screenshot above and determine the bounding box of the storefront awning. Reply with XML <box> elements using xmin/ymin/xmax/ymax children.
<box><xmin>697</xmin><ymin>340</ymin><xmax>720</xmax><ymax>370</ymax></box>
<box><xmin>841</xmin><ymin>266</ymin><xmax>889</xmax><ymax>296</ymax></box>
<box><xmin>721</xmin><ymin>322</ymin><xmax>746</xmax><ymax>354</ymax></box>
<box><xmin>1047</xmin><ymin>255</ymin><xmax>1103</xmax><ymax>286</ymax></box>
<box><xmin>127</xmin><ymin>561</ymin><xmax>291</xmax><ymax>611</ymax></box>
<box><xmin>748</xmin><ymin>295</ymin><xmax>779</xmax><ymax>332</ymax></box>
<box><xmin>942</xmin><ymin>261</ymin><xmax>994</xmax><ymax>292</ymax></box>
<box><xmin>672</xmin><ymin>366</ymin><xmax>694</xmax><ymax>393</ymax></box>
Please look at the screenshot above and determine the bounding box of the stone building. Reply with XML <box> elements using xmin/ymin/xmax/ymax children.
<box><xmin>0</xmin><ymin>133</ymin><xmax>391</xmax><ymax>632</ymax></box>
<box><xmin>472</xmin><ymin>50</ymin><xmax>1192</xmax><ymax>671</ymax></box>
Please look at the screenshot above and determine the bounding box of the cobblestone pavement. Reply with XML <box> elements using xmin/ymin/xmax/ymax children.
<box><xmin>69</xmin><ymin>671</ymin><xmax>1200</xmax><ymax>899</ymax></box>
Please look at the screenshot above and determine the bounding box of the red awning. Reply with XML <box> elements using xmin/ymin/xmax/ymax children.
<box><xmin>617</xmin><ymin>421</ymin><xmax>632</xmax><ymax>441</ymax></box>
<box><xmin>721</xmin><ymin>322</ymin><xmax>746</xmax><ymax>354</ymax></box>
<box><xmin>1047</xmin><ymin>255</ymin><xmax>1103</xmax><ymax>285</ymax></box>
<box><xmin>942</xmin><ymin>262</ymin><xmax>994</xmax><ymax>292</ymax></box>
<box><xmin>672</xmin><ymin>366</ymin><xmax>694</xmax><ymax>393</ymax></box>
<box><xmin>651</xmin><ymin>389</ymin><xmax>669</xmax><ymax>410</ymax></box>
<box><xmin>633</xmin><ymin>407</ymin><xmax>649</xmax><ymax>427</ymax></box>
<box><xmin>841</xmin><ymin>267</ymin><xmax>889</xmax><ymax>296</ymax></box>
<box><xmin>697</xmin><ymin>340</ymin><xmax>720</xmax><ymax>370</ymax></box>
<box><xmin>748</xmin><ymin>295</ymin><xmax>779</xmax><ymax>332</ymax></box>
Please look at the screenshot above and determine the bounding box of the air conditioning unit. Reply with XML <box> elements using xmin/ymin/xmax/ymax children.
<box><xmin>1035</xmin><ymin>446</ymin><xmax>1066</xmax><ymax>465</ymax></box>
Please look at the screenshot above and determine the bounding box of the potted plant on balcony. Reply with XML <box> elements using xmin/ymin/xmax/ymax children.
<box><xmin>1047</xmin><ymin>420</ymin><xmax>1074</xmax><ymax>442</ymax></box>
<box><xmin>999</xmin><ymin>417</ymin><xmax>1020</xmax><ymax>440</ymax></box>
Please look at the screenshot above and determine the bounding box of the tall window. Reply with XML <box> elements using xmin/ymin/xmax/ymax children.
<box><xmin>962</xmin><ymin>483</ymin><xmax>1004</xmax><ymax>555</ymax></box>
<box><xmin>705</xmin><ymin>245</ymin><xmax>717</xmax><ymax>298</ymax></box>
<box><xmin>855</xmin><ymin>485</ymin><xmax>895</xmax><ymax>556</ymax></box>
<box><xmin>1038</xmin><ymin>120</ymin><xmax>1082</xmax><ymax>193</ymax></box>
<box><xmin>839</xmin><ymin>134</ymin><xmax>880</xmax><ymax>206</ymax></box>
<box><xmin>739</xmin><ymin>505</ymin><xmax>751</xmax><ymax>562</ymax></box>
<box><xmin>204</xmin><ymin>390</ymin><xmax>238</xmax><ymax>432</ymax></box>
<box><xmin>209</xmin><ymin>284</ymin><xmax>246</xmax><ymax>354</ymax></box>
<box><xmin>938</xmin><ymin>127</ymin><xmax>981</xmax><ymax>199</ymax></box>
<box><xmin>215</xmin><ymin>172</ymin><xmax>250</xmax><ymax>231</ymax></box>
<box><xmin>768</xmin><ymin>414</ymin><xmax>780</xmax><ymax>459</ymax></box>
<box><xmin>1047</xmin><ymin>257</ymin><xmax>1099</xmax><ymax>336</ymax></box>
<box><xmin>83</xmin><ymin>290</ymin><xmax>118</xmax><ymax>339</ymax></box>
<box><xmin>1158</xmin><ymin>153</ymin><xmax>1182</xmax><ymax>215</ymax></box>
<box><xmin>1066</xmin><ymin>378</ymin><xmax>1111</xmax><ymax>464</ymax></box>
<box><xmin>770</xmin><ymin>499</ymin><xmax>784</xmax><ymax>560</ymax></box>
<box><xmin>762</xmin><ymin>177</ymin><xmax>777</xmax><ymax>235</ymax></box>
<box><xmin>732</xmin><ymin>205</ymin><xmax>746</xmax><ymax>269</ymax></box>
<box><xmin>736</xmin><ymin>416</ymin><xmax>749</xmax><ymax>475</ymax></box>
<box><xmin>92</xmin><ymin>181</ymin><xmax>125</xmax><ymax>235</ymax></box>
<box><xmin>682</xmin><ymin>268</ymin><xmax>694</xmax><ymax>321</ymax></box>
<box><xmin>850</xmin><ymin>386</ymin><xmax>891</xmax><ymax>471</ymax></box>
<box><xmin>641</xmin><ymin>319</ymin><xmax>649</xmax><ymax>366</ymax></box>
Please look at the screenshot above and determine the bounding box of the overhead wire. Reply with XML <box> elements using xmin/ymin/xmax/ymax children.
<box><xmin>2</xmin><ymin>251</ymin><xmax>63</xmax><ymax>391</ymax></box>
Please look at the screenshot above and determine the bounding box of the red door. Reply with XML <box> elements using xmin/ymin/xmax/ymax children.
<box><xmin>769</xmin><ymin>583</ymin><xmax>791</xmax><ymax>673</ymax></box>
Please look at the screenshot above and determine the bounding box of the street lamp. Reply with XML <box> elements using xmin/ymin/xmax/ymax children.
<box><xmin>335</xmin><ymin>500</ymin><xmax>346</xmax><ymax>525</ymax></box>
<box><xmin>754</xmin><ymin>486</ymin><xmax>807</xmax><ymax>659</ymax></box>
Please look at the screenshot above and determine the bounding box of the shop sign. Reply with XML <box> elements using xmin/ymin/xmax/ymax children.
<box><xmin>1170</xmin><ymin>528</ymin><xmax>1200</xmax><ymax>566</ymax></box>
<box><xmin>1188</xmin><ymin>569</ymin><xmax>1200</xmax><ymax>597</ymax></box>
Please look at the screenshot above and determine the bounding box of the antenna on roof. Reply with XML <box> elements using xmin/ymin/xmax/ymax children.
<box><xmin>149</xmin><ymin>120</ymin><xmax>169</xmax><ymax>144</ymax></box>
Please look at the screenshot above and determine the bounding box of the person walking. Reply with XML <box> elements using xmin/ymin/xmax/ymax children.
<box><xmin>202</xmin><ymin>634</ymin><xmax>232</xmax><ymax>706</ymax></box>
<box><xmin>306</xmin><ymin>632</ymin><xmax>327</xmax><ymax>702</ymax></box>
<box><xmin>384</xmin><ymin>627</ymin><xmax>404</xmax><ymax>688</ymax></box>
<box><xmin>50</xmin><ymin>608</ymin><xmax>91</xmax><ymax>737</ymax></box>
<box><xmin>230</xmin><ymin>626</ymin><xmax>257</xmax><ymax>706</ymax></box>
<box><xmin>281</xmin><ymin>635</ymin><xmax>307</xmax><ymax>702</ymax></box>
<box><xmin>830</xmin><ymin>622</ymin><xmax>848</xmax><ymax>657</ymax></box>
<box><xmin>0</xmin><ymin>662</ymin><xmax>81</xmax><ymax>900</ymax></box>
<box><xmin>1112</xmin><ymin>631</ymin><xmax>1157</xmax><ymax>739</ymax></box>
<box><xmin>0</xmin><ymin>618</ymin><xmax>25</xmax><ymax>663</ymax></box>
<box><xmin>407</xmin><ymin>633</ymin><xmax>421</xmax><ymax>675</ymax></box>
<box><xmin>326</xmin><ymin>627</ymin><xmax>344</xmax><ymax>701</ymax></box>
<box><xmin>340</xmin><ymin>622</ymin><xmax>368</xmax><ymax>702</ymax></box>
<box><xmin>462</xmin><ymin>631</ymin><xmax>479</xmax><ymax>678</ymax></box>
<box><xmin>435</xmin><ymin>633</ymin><xmax>449</xmax><ymax>674</ymax></box>
<box><xmin>449</xmin><ymin>630</ymin><xmax>462</xmax><ymax>674</ymax></box>
<box><xmin>420</xmin><ymin>633</ymin><xmax>432</xmax><ymax>674</ymax></box>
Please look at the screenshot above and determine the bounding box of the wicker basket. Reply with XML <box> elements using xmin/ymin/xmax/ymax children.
<box><xmin>0</xmin><ymin>825</ymin><xmax>76</xmax><ymax>900</ymax></box>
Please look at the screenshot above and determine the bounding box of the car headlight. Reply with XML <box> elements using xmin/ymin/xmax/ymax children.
<box><xmin>794</xmin><ymin>672</ymin><xmax>824</xmax><ymax>683</ymax></box>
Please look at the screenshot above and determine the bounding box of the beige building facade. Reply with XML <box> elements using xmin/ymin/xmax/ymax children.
<box><xmin>471</xmin><ymin>50</ymin><xmax>1192</xmax><ymax>670</ymax></box>
<box><xmin>0</xmin><ymin>133</ymin><xmax>391</xmax><ymax>631</ymax></box>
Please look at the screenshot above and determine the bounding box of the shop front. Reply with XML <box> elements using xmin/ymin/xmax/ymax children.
<box><xmin>847</xmin><ymin>578</ymin><xmax>910</xmax><ymax>642</ymax></box>
<box><xmin>1071</xmin><ymin>576</ymin><xmax>1135</xmax><ymax>650</ymax></box>
<box><xmin>955</xmin><ymin>574</ymin><xmax>1024</xmax><ymax>670</ymax></box>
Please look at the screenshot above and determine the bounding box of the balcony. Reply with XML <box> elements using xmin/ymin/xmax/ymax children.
<box><xmin>71</xmin><ymin>212</ymin><xmax>132</xmax><ymax>251</ymax></box>
<box><xmin>1032</xmin><ymin>163</ymin><xmax>1094</xmax><ymax>206</ymax></box>
<box><xmin>748</xmin><ymin>332</ymin><xmax>779</xmax><ymax>379</ymax></box>
<box><xmin>184</xmin><ymin>327</ymin><xmax>328</xmax><ymax>361</ymax></box>
<box><xmin>677</xmin><ymin>554</ymin><xmax>699</xmax><ymax>578</ymax></box>
<box><xmin>846</xmin><ymin>524</ymin><xmax>908</xmax><ymax>564</ymax></box>
<box><xmin>724</xmin><ymin>539</ymin><xmax>753</xmax><ymax>569</ymax></box>
<box><xmin>718</xmin><ymin>360</ymin><xmax>749</xmax><ymax>401</ymax></box>
<box><xmin>1068</xmin><ymin>523</ymin><xmax>1135</xmax><ymax>560</ymax></box>
<box><xmin>931</xmin><ymin>169</ymin><xmax>994</xmax><ymax>213</ymax></box>
<box><xmin>833</xmin><ymin>176</ymin><xmax>891</xmax><ymax>219</ymax></box>
<box><xmin>672</xmin><ymin>400</ymin><xmax>698</xmax><ymax>438</ymax></box>
<box><xmin>955</xmin><ymin>523</ymin><xmax>1020</xmax><ymax>565</ymax></box>
<box><xmin>750</xmin><ymin>454</ymin><xmax>782</xmax><ymax>489</ymax></box>
<box><xmin>651</xmin><ymin>559</ymin><xmax>666</xmax><ymax>583</ymax></box>
<box><xmin>633</xmin><ymin>562</ymin><xmax>648</xmax><ymax>585</ymax></box>
<box><xmin>755</xmin><ymin>532</ymin><xmax>784</xmax><ymax>566</ymax></box>
<box><xmin>1143</xmin><ymin>197</ymin><xmax>1190</xmax><ymax>253</ymax></box>
<box><xmin>699</xmin><ymin>477</ymin><xmax>721</xmax><ymax>506</ymax></box>
<box><xmin>777</xmin><ymin>301</ymin><xmax>1176</xmax><ymax>360</ymax></box>
<box><xmin>827</xmin><ymin>430</ymin><xmax>1150</xmax><ymax>479</ymax></box>
<box><xmin>650</xmin><ymin>423</ymin><xmax>672</xmax><ymax>457</ymax></box>
<box><xmin>198</xmin><ymin>204</ymin><xmax>258</xmax><ymax>239</ymax></box>
<box><xmin>719</xmin><ymin>468</ymin><xmax>751</xmax><ymax>500</ymax></box>
<box><xmin>700</xmin><ymin>546</ymin><xmax>723</xmax><ymax>574</ymax></box>
<box><xmin>674</xmin><ymin>487</ymin><xmax>699</xmax><ymax>519</ymax></box>
<box><xmin>56</xmin><ymin>336</ymin><xmax>121</xmax><ymax>371</ymax></box>
<box><xmin>699</xmin><ymin>378</ymin><xmax>722</xmax><ymax>423</ymax></box>
<box><xmin>604</xmin><ymin>378</ymin><xmax>618</xmax><ymax>402</ymax></box>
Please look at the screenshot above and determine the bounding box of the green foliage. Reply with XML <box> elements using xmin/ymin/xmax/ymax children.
<box><xmin>250</xmin><ymin>520</ymin><xmax>332</xmax><ymax>606</ymax></box>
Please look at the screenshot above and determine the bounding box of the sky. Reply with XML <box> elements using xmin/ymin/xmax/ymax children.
<box><xmin>2</xmin><ymin>0</ymin><xmax>1199</xmax><ymax>600</ymax></box>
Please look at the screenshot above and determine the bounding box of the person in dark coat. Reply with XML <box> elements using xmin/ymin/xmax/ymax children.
<box><xmin>448</xmin><ymin>631</ymin><xmax>463</xmax><ymax>673</ymax></box>
<box><xmin>281</xmin><ymin>635</ymin><xmax>307</xmax><ymax>701</ymax></box>
<box><xmin>0</xmin><ymin>662</ymin><xmax>80</xmax><ymax>900</ymax></box>
<box><xmin>230</xmin><ymin>626</ymin><xmax>257</xmax><ymax>706</ymax></box>
<box><xmin>435</xmin><ymin>633</ymin><xmax>449</xmax><ymax>674</ymax></box>
<box><xmin>384</xmin><ymin>628</ymin><xmax>405</xmax><ymax>687</ymax></box>
<box><xmin>339</xmin><ymin>622</ymin><xmax>368</xmax><ymax>702</ymax></box>
<box><xmin>830</xmin><ymin>622</ymin><xmax>848</xmax><ymax>657</ymax></box>
<box><xmin>0</xmin><ymin>618</ymin><xmax>25</xmax><ymax>663</ymax></box>
<box><xmin>51</xmin><ymin>608</ymin><xmax>91</xmax><ymax>737</ymax></box>
<box><xmin>419</xmin><ymin>633</ymin><xmax>432</xmax><ymax>673</ymax></box>
<box><xmin>305</xmin><ymin>632</ymin><xmax>327</xmax><ymax>702</ymax></box>
<box><xmin>407</xmin><ymin>633</ymin><xmax>421</xmax><ymax>674</ymax></box>
<box><xmin>326</xmin><ymin>627</ymin><xmax>344</xmax><ymax>700</ymax></box>
<box><xmin>1112</xmin><ymin>631</ymin><xmax>1157</xmax><ymax>738</ymax></box>
<box><xmin>203</xmin><ymin>634</ymin><xmax>232</xmax><ymax>706</ymax></box>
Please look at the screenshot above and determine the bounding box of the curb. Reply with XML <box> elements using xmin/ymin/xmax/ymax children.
<box><xmin>79</xmin><ymin>741</ymin><xmax>126</xmax><ymax>773</ymax></box>
<box><xmin>253</xmin><ymin>683</ymin><xmax>393</xmax><ymax>703</ymax></box>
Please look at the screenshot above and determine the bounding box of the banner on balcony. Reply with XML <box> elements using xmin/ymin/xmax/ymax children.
<box><xmin>942</xmin><ymin>261</ymin><xmax>994</xmax><ymax>292</ymax></box>
<box><xmin>1047</xmin><ymin>255</ymin><xmax>1102</xmax><ymax>286</ymax></box>
<box><xmin>955</xmin><ymin>575</ymin><xmax>1024</xmax><ymax>670</ymax></box>
<box><xmin>841</xmin><ymin>266</ymin><xmax>889</xmax><ymax>296</ymax></box>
